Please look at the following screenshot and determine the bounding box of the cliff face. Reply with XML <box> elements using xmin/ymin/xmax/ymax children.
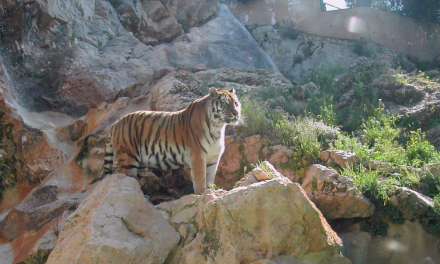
<box><xmin>0</xmin><ymin>0</ymin><xmax>276</xmax><ymax>116</ymax></box>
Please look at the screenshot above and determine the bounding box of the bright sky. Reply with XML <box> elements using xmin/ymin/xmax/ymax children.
<box><xmin>324</xmin><ymin>0</ymin><xmax>348</xmax><ymax>11</ymax></box>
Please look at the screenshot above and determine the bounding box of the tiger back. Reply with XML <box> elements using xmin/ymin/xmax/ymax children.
<box><xmin>104</xmin><ymin>87</ymin><xmax>241</xmax><ymax>194</ymax></box>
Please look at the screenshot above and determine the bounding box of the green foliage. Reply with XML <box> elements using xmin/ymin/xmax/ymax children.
<box><xmin>361</xmin><ymin>220</ymin><xmax>388</xmax><ymax>236</ymax></box>
<box><xmin>333</xmin><ymin>106</ymin><xmax>440</xmax><ymax>169</ymax></box>
<box><xmin>419</xmin><ymin>172</ymin><xmax>440</xmax><ymax>198</ymax></box>
<box><xmin>274</xmin><ymin>20</ymin><xmax>299</xmax><ymax>40</ymax></box>
<box><xmin>383</xmin><ymin>204</ymin><xmax>405</xmax><ymax>224</ymax></box>
<box><xmin>208</xmin><ymin>183</ymin><xmax>223</xmax><ymax>190</ymax></box>
<box><xmin>360</xmin><ymin>106</ymin><xmax>400</xmax><ymax>148</ymax></box>
<box><xmin>393</xmin><ymin>167</ymin><xmax>421</xmax><ymax>187</ymax></box>
<box><xmin>302</xmin><ymin>60</ymin><xmax>387</xmax><ymax>131</ymax></box>
<box><xmin>352</xmin><ymin>39</ymin><xmax>371</xmax><ymax>57</ymax></box>
<box><xmin>302</xmin><ymin>64</ymin><xmax>345</xmax><ymax>95</ymax></box>
<box><xmin>238</xmin><ymin>98</ymin><xmax>286</xmax><ymax>137</ymax></box>
<box><xmin>392</xmin><ymin>54</ymin><xmax>416</xmax><ymax>72</ymax></box>
<box><xmin>254</xmin><ymin>160</ymin><xmax>276</xmax><ymax>179</ymax></box>
<box><xmin>421</xmin><ymin>207</ymin><xmax>440</xmax><ymax>235</ymax></box>
<box><xmin>343</xmin><ymin>163</ymin><xmax>395</xmax><ymax>205</ymax></box>
<box><xmin>293</xmin><ymin>54</ymin><xmax>304</xmax><ymax>64</ymax></box>
<box><xmin>406</xmin><ymin>129</ymin><xmax>440</xmax><ymax>167</ymax></box>
<box><xmin>434</xmin><ymin>193</ymin><xmax>440</xmax><ymax>208</ymax></box>
<box><xmin>251</xmin><ymin>85</ymin><xmax>303</xmax><ymax>115</ymax></box>
<box><xmin>238</xmin><ymin>97</ymin><xmax>340</xmax><ymax>178</ymax></box>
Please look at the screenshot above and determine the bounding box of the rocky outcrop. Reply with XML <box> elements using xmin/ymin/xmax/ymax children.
<box><xmin>41</xmin><ymin>166</ymin><xmax>353</xmax><ymax>264</ymax></box>
<box><xmin>302</xmin><ymin>164</ymin><xmax>375</xmax><ymax>219</ymax></box>
<box><xmin>160</xmin><ymin>165</ymin><xmax>350</xmax><ymax>264</ymax></box>
<box><xmin>1</xmin><ymin>1</ymin><xmax>277</xmax><ymax>116</ymax></box>
<box><xmin>320</xmin><ymin>150</ymin><xmax>360</xmax><ymax>169</ymax></box>
<box><xmin>0</xmin><ymin>60</ymin><xmax>66</xmax><ymax>213</ymax></box>
<box><xmin>216</xmin><ymin>135</ymin><xmax>300</xmax><ymax>190</ymax></box>
<box><xmin>46</xmin><ymin>174</ymin><xmax>180</xmax><ymax>264</ymax></box>
<box><xmin>246</xmin><ymin>25</ymin><xmax>405</xmax><ymax>82</ymax></box>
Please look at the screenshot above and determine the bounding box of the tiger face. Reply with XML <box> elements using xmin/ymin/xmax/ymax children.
<box><xmin>209</xmin><ymin>87</ymin><xmax>241</xmax><ymax>125</ymax></box>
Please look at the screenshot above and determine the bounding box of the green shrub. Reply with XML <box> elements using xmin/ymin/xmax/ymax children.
<box><xmin>352</xmin><ymin>39</ymin><xmax>371</xmax><ymax>57</ymax></box>
<box><xmin>238</xmin><ymin>98</ymin><xmax>275</xmax><ymax>137</ymax></box>
<box><xmin>405</xmin><ymin>129</ymin><xmax>440</xmax><ymax>167</ymax></box>
<box><xmin>343</xmin><ymin>163</ymin><xmax>396</xmax><ymax>205</ymax></box>
<box><xmin>275</xmin><ymin>20</ymin><xmax>299</xmax><ymax>40</ymax></box>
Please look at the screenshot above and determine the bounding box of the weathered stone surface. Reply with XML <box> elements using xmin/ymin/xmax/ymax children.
<box><xmin>247</xmin><ymin>25</ymin><xmax>400</xmax><ymax>82</ymax></box>
<box><xmin>0</xmin><ymin>60</ymin><xmax>66</xmax><ymax>214</ymax></box>
<box><xmin>261</xmin><ymin>145</ymin><xmax>299</xmax><ymax>182</ymax></box>
<box><xmin>46</xmin><ymin>174</ymin><xmax>180</xmax><ymax>264</ymax></box>
<box><xmin>302</xmin><ymin>164</ymin><xmax>375</xmax><ymax>219</ymax></box>
<box><xmin>216</xmin><ymin>136</ymin><xmax>244</xmax><ymax>189</ymax></box>
<box><xmin>147</xmin><ymin>5</ymin><xmax>279</xmax><ymax>72</ymax></box>
<box><xmin>234</xmin><ymin>161</ymin><xmax>281</xmax><ymax>188</ymax></box>
<box><xmin>108</xmin><ymin>0</ymin><xmax>185</xmax><ymax>45</ymax></box>
<box><xmin>1</xmin><ymin>1</ymin><xmax>275</xmax><ymax>117</ymax></box>
<box><xmin>195</xmin><ymin>67</ymin><xmax>291</xmax><ymax>95</ymax></box>
<box><xmin>320</xmin><ymin>150</ymin><xmax>360</xmax><ymax>169</ymax></box>
<box><xmin>182</xmin><ymin>179</ymin><xmax>345</xmax><ymax>263</ymax></box>
<box><xmin>0</xmin><ymin>184</ymin><xmax>87</xmax><ymax>263</ymax></box>
<box><xmin>21</xmin><ymin>211</ymin><xmax>71</xmax><ymax>264</ymax></box>
<box><xmin>242</xmin><ymin>135</ymin><xmax>263</xmax><ymax>165</ymax></box>
<box><xmin>157</xmin><ymin>164</ymin><xmax>350</xmax><ymax>264</ymax></box>
<box><xmin>161</xmin><ymin>0</ymin><xmax>219</xmax><ymax>30</ymax></box>
<box><xmin>392</xmin><ymin>187</ymin><xmax>434</xmax><ymax>221</ymax></box>
<box><xmin>149</xmin><ymin>76</ymin><xmax>199</xmax><ymax>111</ymax></box>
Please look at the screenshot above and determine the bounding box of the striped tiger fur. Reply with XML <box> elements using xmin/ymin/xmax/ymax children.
<box><xmin>104</xmin><ymin>87</ymin><xmax>241</xmax><ymax>194</ymax></box>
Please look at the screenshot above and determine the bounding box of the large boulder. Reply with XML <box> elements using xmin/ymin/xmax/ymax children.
<box><xmin>146</xmin><ymin>5</ymin><xmax>279</xmax><ymax>72</ymax></box>
<box><xmin>35</xmin><ymin>165</ymin><xmax>353</xmax><ymax>264</ymax></box>
<box><xmin>302</xmin><ymin>164</ymin><xmax>375</xmax><ymax>219</ymax></box>
<box><xmin>158</xmin><ymin>164</ymin><xmax>351</xmax><ymax>264</ymax></box>
<box><xmin>46</xmin><ymin>174</ymin><xmax>180</xmax><ymax>263</ymax></box>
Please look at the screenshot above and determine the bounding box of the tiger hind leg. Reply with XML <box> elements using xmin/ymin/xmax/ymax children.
<box><xmin>104</xmin><ymin>134</ymin><xmax>114</xmax><ymax>176</ymax></box>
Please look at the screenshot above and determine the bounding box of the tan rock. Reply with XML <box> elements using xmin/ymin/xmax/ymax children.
<box><xmin>216</xmin><ymin>136</ymin><xmax>244</xmax><ymax>189</ymax></box>
<box><xmin>243</xmin><ymin>135</ymin><xmax>263</xmax><ymax>164</ymax></box>
<box><xmin>149</xmin><ymin>77</ymin><xmax>198</xmax><ymax>111</ymax></box>
<box><xmin>262</xmin><ymin>145</ymin><xmax>299</xmax><ymax>182</ymax></box>
<box><xmin>46</xmin><ymin>174</ymin><xmax>180</xmax><ymax>264</ymax></box>
<box><xmin>194</xmin><ymin>64</ymin><xmax>207</xmax><ymax>72</ymax></box>
<box><xmin>321</xmin><ymin>150</ymin><xmax>359</xmax><ymax>168</ymax></box>
<box><xmin>302</xmin><ymin>164</ymin><xmax>374</xmax><ymax>219</ymax></box>
<box><xmin>181</xmin><ymin>178</ymin><xmax>345</xmax><ymax>263</ymax></box>
<box><xmin>234</xmin><ymin>161</ymin><xmax>287</xmax><ymax>188</ymax></box>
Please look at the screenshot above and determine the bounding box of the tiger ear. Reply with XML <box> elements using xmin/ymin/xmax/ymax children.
<box><xmin>229</xmin><ymin>88</ymin><xmax>236</xmax><ymax>94</ymax></box>
<box><xmin>209</xmin><ymin>87</ymin><xmax>218</xmax><ymax>97</ymax></box>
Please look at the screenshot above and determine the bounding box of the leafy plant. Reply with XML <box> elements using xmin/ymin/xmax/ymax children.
<box><xmin>405</xmin><ymin>129</ymin><xmax>440</xmax><ymax>167</ymax></box>
<box><xmin>275</xmin><ymin>20</ymin><xmax>299</xmax><ymax>40</ymax></box>
<box><xmin>254</xmin><ymin>160</ymin><xmax>277</xmax><ymax>179</ymax></box>
<box><xmin>342</xmin><ymin>163</ymin><xmax>395</xmax><ymax>205</ymax></box>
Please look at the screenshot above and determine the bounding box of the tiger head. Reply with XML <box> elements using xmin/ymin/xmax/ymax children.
<box><xmin>209</xmin><ymin>87</ymin><xmax>241</xmax><ymax>125</ymax></box>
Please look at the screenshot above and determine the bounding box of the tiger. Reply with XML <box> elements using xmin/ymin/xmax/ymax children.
<box><xmin>103</xmin><ymin>87</ymin><xmax>241</xmax><ymax>194</ymax></box>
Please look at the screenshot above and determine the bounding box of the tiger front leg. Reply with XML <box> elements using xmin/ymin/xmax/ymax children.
<box><xmin>205</xmin><ymin>156</ymin><xmax>220</xmax><ymax>188</ymax></box>
<box><xmin>190</xmin><ymin>155</ymin><xmax>207</xmax><ymax>194</ymax></box>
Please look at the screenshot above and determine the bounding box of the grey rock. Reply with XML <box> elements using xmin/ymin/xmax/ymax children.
<box><xmin>143</xmin><ymin>5</ymin><xmax>279</xmax><ymax>72</ymax></box>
